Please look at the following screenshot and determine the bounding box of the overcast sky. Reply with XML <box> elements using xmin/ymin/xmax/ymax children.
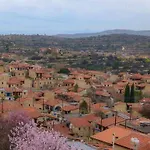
<box><xmin>0</xmin><ymin>0</ymin><xmax>150</xmax><ymax>34</ymax></box>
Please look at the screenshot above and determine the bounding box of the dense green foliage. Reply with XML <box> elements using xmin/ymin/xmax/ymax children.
<box><xmin>58</xmin><ymin>68</ymin><xmax>70</xmax><ymax>75</ymax></box>
<box><xmin>134</xmin><ymin>90</ymin><xmax>143</xmax><ymax>102</ymax></box>
<box><xmin>124</xmin><ymin>84</ymin><xmax>130</xmax><ymax>103</ymax></box>
<box><xmin>140</xmin><ymin>103</ymin><xmax>150</xmax><ymax>119</ymax></box>
<box><xmin>130</xmin><ymin>84</ymin><xmax>135</xmax><ymax>103</ymax></box>
<box><xmin>73</xmin><ymin>84</ymin><xmax>79</xmax><ymax>92</ymax></box>
<box><xmin>79</xmin><ymin>100</ymin><xmax>88</xmax><ymax>114</ymax></box>
<box><xmin>124</xmin><ymin>84</ymin><xmax>136</xmax><ymax>103</ymax></box>
<box><xmin>1</xmin><ymin>34</ymin><xmax>150</xmax><ymax>51</ymax></box>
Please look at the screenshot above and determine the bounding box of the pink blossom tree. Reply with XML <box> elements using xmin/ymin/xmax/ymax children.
<box><xmin>9</xmin><ymin>121</ymin><xmax>79</xmax><ymax>150</ymax></box>
<box><xmin>0</xmin><ymin>110</ymin><xmax>31</xmax><ymax>150</ymax></box>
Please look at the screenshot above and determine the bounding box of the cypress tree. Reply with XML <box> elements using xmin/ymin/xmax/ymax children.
<box><xmin>73</xmin><ymin>84</ymin><xmax>79</xmax><ymax>92</ymax></box>
<box><xmin>130</xmin><ymin>83</ymin><xmax>135</xmax><ymax>103</ymax></box>
<box><xmin>79</xmin><ymin>100</ymin><xmax>88</xmax><ymax>114</ymax></box>
<box><xmin>124</xmin><ymin>84</ymin><xmax>130</xmax><ymax>103</ymax></box>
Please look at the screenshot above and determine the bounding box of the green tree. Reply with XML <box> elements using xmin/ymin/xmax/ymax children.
<box><xmin>5</xmin><ymin>43</ymin><xmax>9</xmax><ymax>52</ymax></box>
<box><xmin>14</xmin><ymin>95</ymin><xmax>20</xmax><ymax>100</ymax></box>
<box><xmin>135</xmin><ymin>90</ymin><xmax>143</xmax><ymax>102</ymax></box>
<box><xmin>86</xmin><ymin>86</ymin><xmax>96</xmax><ymax>103</ymax></box>
<box><xmin>140</xmin><ymin>103</ymin><xmax>150</xmax><ymax>119</ymax></box>
<box><xmin>58</xmin><ymin>68</ymin><xmax>70</xmax><ymax>75</ymax></box>
<box><xmin>73</xmin><ymin>84</ymin><xmax>79</xmax><ymax>92</ymax></box>
<box><xmin>124</xmin><ymin>84</ymin><xmax>130</xmax><ymax>103</ymax></box>
<box><xmin>79</xmin><ymin>100</ymin><xmax>88</xmax><ymax>114</ymax></box>
<box><xmin>130</xmin><ymin>83</ymin><xmax>135</xmax><ymax>103</ymax></box>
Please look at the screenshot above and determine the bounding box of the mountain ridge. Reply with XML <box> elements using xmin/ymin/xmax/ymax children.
<box><xmin>54</xmin><ymin>29</ymin><xmax>150</xmax><ymax>38</ymax></box>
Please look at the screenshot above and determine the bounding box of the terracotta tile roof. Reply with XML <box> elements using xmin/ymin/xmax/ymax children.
<box><xmin>62</xmin><ymin>105</ymin><xmax>78</xmax><ymax>111</ymax></box>
<box><xmin>53</xmin><ymin>123</ymin><xmax>71</xmax><ymax>137</ymax></box>
<box><xmin>63</xmin><ymin>79</ymin><xmax>75</xmax><ymax>84</ymax></box>
<box><xmin>142</xmin><ymin>75</ymin><xmax>150</xmax><ymax>79</ymax></box>
<box><xmin>82</xmin><ymin>113</ymin><xmax>100</xmax><ymax>122</ymax></box>
<box><xmin>34</xmin><ymin>69</ymin><xmax>45</xmax><ymax>74</ymax></box>
<box><xmin>70</xmin><ymin>71</ymin><xmax>80</xmax><ymax>75</ymax></box>
<box><xmin>4</xmin><ymin>88</ymin><xmax>13</xmax><ymax>93</ymax></box>
<box><xmin>116</xmin><ymin>82</ymin><xmax>127</xmax><ymax>87</ymax></box>
<box><xmin>76</xmin><ymin>96</ymin><xmax>83</xmax><ymax>102</ymax></box>
<box><xmin>139</xmin><ymin>142</ymin><xmax>150</xmax><ymax>150</ymax></box>
<box><xmin>121</xmin><ymin>79</ymin><xmax>129</xmax><ymax>82</ymax></box>
<box><xmin>9</xmin><ymin>63</ymin><xmax>30</xmax><ymax>69</ymax></box>
<box><xmin>91</xmin><ymin>126</ymin><xmax>131</xmax><ymax>144</ymax></box>
<box><xmin>70</xmin><ymin>117</ymin><xmax>91</xmax><ymax>127</ymax></box>
<box><xmin>21</xmin><ymin>107</ymin><xmax>41</xmax><ymax>119</ymax></box>
<box><xmin>67</xmin><ymin>87</ymin><xmax>85</xmax><ymax>93</ymax></box>
<box><xmin>7</xmin><ymin>77</ymin><xmax>22</xmax><ymax>85</ymax></box>
<box><xmin>136</xmin><ymin>84</ymin><xmax>145</xmax><ymax>88</ymax></box>
<box><xmin>116</xmin><ymin>132</ymin><xmax>150</xmax><ymax>149</ymax></box>
<box><xmin>97</xmin><ymin>116</ymin><xmax>125</xmax><ymax>127</ymax></box>
<box><xmin>83</xmin><ymin>75</ymin><xmax>91</xmax><ymax>79</ymax></box>
<box><xmin>45</xmin><ymin>99</ymin><xmax>61</xmax><ymax>107</ymax></box>
<box><xmin>114</xmin><ymin>84</ymin><xmax>124</xmax><ymax>90</ymax></box>
<box><xmin>103</xmin><ymin>82</ymin><xmax>112</xmax><ymax>86</ymax></box>
<box><xmin>16</xmin><ymin>97</ymin><xmax>32</xmax><ymax>103</ymax></box>
<box><xmin>42</xmin><ymin>74</ymin><xmax>52</xmax><ymax>78</ymax></box>
<box><xmin>0</xmin><ymin>101</ymin><xmax>21</xmax><ymax>112</ymax></box>
<box><xmin>92</xmin><ymin>103</ymin><xmax>107</xmax><ymax>112</ymax></box>
<box><xmin>65</xmin><ymin>92</ymin><xmax>78</xmax><ymax>97</ymax></box>
<box><xmin>96</xmin><ymin>90</ymin><xmax>110</xmax><ymax>97</ymax></box>
<box><xmin>130</xmin><ymin>74</ymin><xmax>142</xmax><ymax>80</ymax></box>
<box><xmin>140</xmin><ymin>98</ymin><xmax>150</xmax><ymax>103</ymax></box>
<box><xmin>53</xmin><ymin>88</ymin><xmax>65</xmax><ymax>94</ymax></box>
<box><xmin>35</xmin><ymin>91</ymin><xmax>44</xmax><ymax>97</ymax></box>
<box><xmin>65</xmin><ymin>92</ymin><xmax>82</xmax><ymax>102</ymax></box>
<box><xmin>96</xmin><ymin>107</ymin><xmax>111</xmax><ymax>114</ymax></box>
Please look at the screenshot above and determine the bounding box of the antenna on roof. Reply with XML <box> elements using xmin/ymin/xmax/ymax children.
<box><xmin>131</xmin><ymin>137</ymin><xmax>139</xmax><ymax>150</ymax></box>
<box><xmin>112</xmin><ymin>133</ymin><xmax>115</xmax><ymax>150</ymax></box>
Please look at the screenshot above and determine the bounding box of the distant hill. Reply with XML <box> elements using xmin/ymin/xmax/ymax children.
<box><xmin>55</xmin><ymin>29</ymin><xmax>150</xmax><ymax>38</ymax></box>
<box><xmin>0</xmin><ymin>34</ymin><xmax>150</xmax><ymax>52</ymax></box>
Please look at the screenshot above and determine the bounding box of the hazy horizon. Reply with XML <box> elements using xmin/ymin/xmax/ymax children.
<box><xmin>0</xmin><ymin>0</ymin><xmax>150</xmax><ymax>35</ymax></box>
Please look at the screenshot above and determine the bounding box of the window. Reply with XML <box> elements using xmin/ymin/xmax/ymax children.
<box><xmin>79</xmin><ymin>128</ymin><xmax>80</xmax><ymax>130</ymax></box>
<box><xmin>2</xmin><ymin>82</ymin><xmax>3</xmax><ymax>84</ymax></box>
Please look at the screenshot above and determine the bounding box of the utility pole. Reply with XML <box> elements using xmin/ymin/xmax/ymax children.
<box><xmin>1</xmin><ymin>98</ymin><xmax>4</xmax><ymax>113</ymax></box>
<box><xmin>89</xmin><ymin>98</ymin><xmax>91</xmax><ymax>113</ymax></box>
<box><xmin>42</xmin><ymin>98</ymin><xmax>45</xmax><ymax>113</ymax></box>
<box><xmin>100</xmin><ymin>113</ymin><xmax>103</xmax><ymax>131</ymax></box>
<box><xmin>0</xmin><ymin>94</ymin><xmax>4</xmax><ymax>113</ymax></box>
<box><xmin>114</xmin><ymin>111</ymin><xmax>118</xmax><ymax>126</ymax></box>
<box><xmin>129</xmin><ymin>105</ymin><xmax>132</xmax><ymax>120</ymax></box>
<box><xmin>61</xmin><ymin>99</ymin><xmax>64</xmax><ymax>118</ymax></box>
<box><xmin>112</xmin><ymin>133</ymin><xmax>115</xmax><ymax>150</ymax></box>
<box><xmin>33</xmin><ymin>97</ymin><xmax>35</xmax><ymax>107</ymax></box>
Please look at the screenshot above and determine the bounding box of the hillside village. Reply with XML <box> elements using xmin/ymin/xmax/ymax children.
<box><xmin>0</xmin><ymin>59</ymin><xmax>150</xmax><ymax>150</ymax></box>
